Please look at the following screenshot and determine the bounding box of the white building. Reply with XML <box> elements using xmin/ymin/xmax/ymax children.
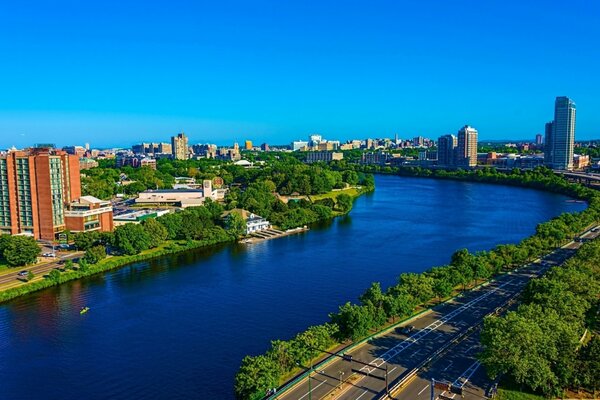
<box><xmin>136</xmin><ymin>180</ymin><xmax>225</xmax><ymax>208</ymax></box>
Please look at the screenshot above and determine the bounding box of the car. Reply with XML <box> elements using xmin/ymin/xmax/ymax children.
<box><xmin>591</xmin><ymin>228</ymin><xmax>599</xmax><ymax>233</ymax></box>
<box><xmin>42</xmin><ymin>252</ymin><xmax>56</xmax><ymax>258</ymax></box>
<box><xmin>401</xmin><ymin>325</ymin><xmax>415</xmax><ymax>335</ymax></box>
<box><xmin>17</xmin><ymin>270</ymin><xmax>28</xmax><ymax>277</ymax></box>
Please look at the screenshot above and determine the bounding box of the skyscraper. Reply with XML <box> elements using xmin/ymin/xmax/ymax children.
<box><xmin>0</xmin><ymin>147</ymin><xmax>81</xmax><ymax>240</ymax></box>
<box><xmin>545</xmin><ymin>96</ymin><xmax>576</xmax><ymax>170</ymax></box>
<box><xmin>245</xmin><ymin>140</ymin><xmax>253</xmax><ymax>150</ymax></box>
<box><xmin>543</xmin><ymin>121</ymin><xmax>554</xmax><ymax>166</ymax></box>
<box><xmin>437</xmin><ymin>134</ymin><xmax>457</xmax><ymax>166</ymax></box>
<box><xmin>535</xmin><ymin>133</ymin><xmax>543</xmax><ymax>146</ymax></box>
<box><xmin>171</xmin><ymin>132</ymin><xmax>189</xmax><ymax>160</ymax></box>
<box><xmin>456</xmin><ymin>125</ymin><xmax>478</xmax><ymax>168</ymax></box>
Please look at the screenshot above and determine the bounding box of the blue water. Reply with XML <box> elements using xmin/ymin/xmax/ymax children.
<box><xmin>0</xmin><ymin>176</ymin><xmax>586</xmax><ymax>399</ymax></box>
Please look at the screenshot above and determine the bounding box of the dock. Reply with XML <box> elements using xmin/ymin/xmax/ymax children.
<box><xmin>241</xmin><ymin>226</ymin><xmax>309</xmax><ymax>244</ymax></box>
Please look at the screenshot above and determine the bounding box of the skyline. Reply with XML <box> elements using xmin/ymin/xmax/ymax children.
<box><xmin>1</xmin><ymin>0</ymin><xmax>599</xmax><ymax>147</ymax></box>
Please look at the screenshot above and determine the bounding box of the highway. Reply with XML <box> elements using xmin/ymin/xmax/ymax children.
<box><xmin>274</xmin><ymin>226</ymin><xmax>598</xmax><ymax>400</ymax></box>
<box><xmin>0</xmin><ymin>251</ymin><xmax>83</xmax><ymax>288</ymax></box>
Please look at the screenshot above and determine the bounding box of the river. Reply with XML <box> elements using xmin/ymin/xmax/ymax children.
<box><xmin>0</xmin><ymin>175</ymin><xmax>586</xmax><ymax>399</ymax></box>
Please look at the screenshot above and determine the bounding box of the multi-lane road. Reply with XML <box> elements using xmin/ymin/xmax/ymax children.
<box><xmin>0</xmin><ymin>251</ymin><xmax>83</xmax><ymax>288</ymax></box>
<box><xmin>274</xmin><ymin>226</ymin><xmax>598</xmax><ymax>400</ymax></box>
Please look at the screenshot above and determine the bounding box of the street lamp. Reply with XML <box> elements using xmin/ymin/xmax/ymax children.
<box><xmin>339</xmin><ymin>371</ymin><xmax>345</xmax><ymax>389</ymax></box>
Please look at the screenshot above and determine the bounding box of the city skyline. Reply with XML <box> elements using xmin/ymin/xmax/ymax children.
<box><xmin>1</xmin><ymin>1</ymin><xmax>599</xmax><ymax>147</ymax></box>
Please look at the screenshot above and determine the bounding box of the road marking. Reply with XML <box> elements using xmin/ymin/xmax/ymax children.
<box><xmin>358</xmin><ymin>280</ymin><xmax>513</xmax><ymax>375</ymax></box>
<box><xmin>442</xmin><ymin>361</ymin><xmax>453</xmax><ymax>371</ymax></box>
<box><xmin>297</xmin><ymin>379</ymin><xmax>328</xmax><ymax>400</ymax></box>
<box><xmin>417</xmin><ymin>384</ymin><xmax>429</xmax><ymax>396</ymax></box>
<box><xmin>453</xmin><ymin>360</ymin><xmax>481</xmax><ymax>388</ymax></box>
<box><xmin>389</xmin><ymin>366</ymin><xmax>397</xmax><ymax>374</ymax></box>
<box><xmin>355</xmin><ymin>390</ymin><xmax>369</xmax><ymax>400</ymax></box>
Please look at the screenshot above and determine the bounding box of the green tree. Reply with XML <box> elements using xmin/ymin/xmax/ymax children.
<box><xmin>73</xmin><ymin>231</ymin><xmax>99</xmax><ymax>251</ymax></box>
<box><xmin>2</xmin><ymin>236</ymin><xmax>41</xmax><ymax>266</ymax></box>
<box><xmin>234</xmin><ymin>355</ymin><xmax>279</xmax><ymax>400</ymax></box>
<box><xmin>335</xmin><ymin>193</ymin><xmax>353</xmax><ymax>213</ymax></box>
<box><xmin>26</xmin><ymin>271</ymin><xmax>34</xmax><ymax>281</ymax></box>
<box><xmin>113</xmin><ymin>224</ymin><xmax>151</xmax><ymax>255</ymax></box>
<box><xmin>433</xmin><ymin>278</ymin><xmax>453</xmax><ymax>302</ymax></box>
<box><xmin>142</xmin><ymin>218</ymin><xmax>168</xmax><ymax>248</ymax></box>
<box><xmin>226</xmin><ymin>212</ymin><xmax>247</xmax><ymax>237</ymax></box>
<box><xmin>83</xmin><ymin>245</ymin><xmax>107</xmax><ymax>265</ymax></box>
<box><xmin>47</xmin><ymin>269</ymin><xmax>61</xmax><ymax>283</ymax></box>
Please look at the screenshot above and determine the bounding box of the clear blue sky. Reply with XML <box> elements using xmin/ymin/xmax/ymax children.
<box><xmin>1</xmin><ymin>0</ymin><xmax>599</xmax><ymax>148</ymax></box>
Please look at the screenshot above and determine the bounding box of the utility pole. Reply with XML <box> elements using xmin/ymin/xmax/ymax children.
<box><xmin>385</xmin><ymin>364</ymin><xmax>389</xmax><ymax>395</ymax></box>
<box><xmin>431</xmin><ymin>378</ymin><xmax>435</xmax><ymax>400</ymax></box>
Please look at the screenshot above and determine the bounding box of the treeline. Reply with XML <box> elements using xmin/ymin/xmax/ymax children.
<box><xmin>82</xmin><ymin>154</ymin><xmax>374</xmax><ymax>199</ymax></box>
<box><xmin>233</xmin><ymin>167</ymin><xmax>600</xmax><ymax>400</ymax></box>
<box><xmin>73</xmin><ymin>199</ymin><xmax>233</xmax><ymax>264</ymax></box>
<box><xmin>480</xmin><ymin>239</ymin><xmax>600</xmax><ymax>397</ymax></box>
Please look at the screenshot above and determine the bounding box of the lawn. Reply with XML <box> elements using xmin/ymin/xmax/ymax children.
<box><xmin>496</xmin><ymin>379</ymin><xmax>546</xmax><ymax>400</ymax></box>
<box><xmin>309</xmin><ymin>187</ymin><xmax>360</xmax><ymax>202</ymax></box>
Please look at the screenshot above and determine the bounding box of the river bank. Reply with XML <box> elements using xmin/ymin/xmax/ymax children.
<box><xmin>0</xmin><ymin>186</ymin><xmax>369</xmax><ymax>304</ymax></box>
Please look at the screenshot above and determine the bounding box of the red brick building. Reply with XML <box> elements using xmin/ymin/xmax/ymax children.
<box><xmin>0</xmin><ymin>147</ymin><xmax>83</xmax><ymax>240</ymax></box>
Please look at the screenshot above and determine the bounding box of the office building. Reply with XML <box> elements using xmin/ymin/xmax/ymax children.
<box><xmin>305</xmin><ymin>151</ymin><xmax>343</xmax><ymax>164</ymax></box>
<box><xmin>437</xmin><ymin>134</ymin><xmax>457</xmax><ymax>166</ymax></box>
<box><xmin>171</xmin><ymin>132</ymin><xmax>189</xmax><ymax>160</ymax></box>
<box><xmin>245</xmin><ymin>140</ymin><xmax>253</xmax><ymax>150</ymax></box>
<box><xmin>260</xmin><ymin>143</ymin><xmax>270</xmax><ymax>151</ymax></box>
<box><xmin>0</xmin><ymin>147</ymin><xmax>81</xmax><ymax>240</ymax></box>
<box><xmin>545</xmin><ymin>96</ymin><xmax>576</xmax><ymax>170</ymax></box>
<box><xmin>456</xmin><ymin>126</ymin><xmax>478</xmax><ymax>168</ymax></box>
<box><xmin>64</xmin><ymin>196</ymin><xmax>114</xmax><ymax>234</ymax></box>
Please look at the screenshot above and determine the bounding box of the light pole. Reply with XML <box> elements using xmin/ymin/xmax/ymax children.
<box><xmin>339</xmin><ymin>371</ymin><xmax>344</xmax><ymax>389</ymax></box>
<box><xmin>308</xmin><ymin>358</ymin><xmax>312</xmax><ymax>400</ymax></box>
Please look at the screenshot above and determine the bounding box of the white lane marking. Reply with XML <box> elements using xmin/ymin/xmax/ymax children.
<box><xmin>442</xmin><ymin>361</ymin><xmax>453</xmax><ymax>371</ymax></box>
<box><xmin>453</xmin><ymin>360</ymin><xmax>481</xmax><ymax>388</ymax></box>
<box><xmin>355</xmin><ymin>390</ymin><xmax>369</xmax><ymax>400</ymax></box>
<box><xmin>418</xmin><ymin>384</ymin><xmax>429</xmax><ymax>396</ymax></box>
<box><xmin>389</xmin><ymin>366</ymin><xmax>397</xmax><ymax>374</ymax></box>
<box><xmin>298</xmin><ymin>379</ymin><xmax>328</xmax><ymax>400</ymax></box>
<box><xmin>358</xmin><ymin>280</ymin><xmax>513</xmax><ymax>374</ymax></box>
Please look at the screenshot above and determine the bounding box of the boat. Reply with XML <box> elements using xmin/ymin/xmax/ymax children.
<box><xmin>80</xmin><ymin>307</ymin><xmax>90</xmax><ymax>315</ymax></box>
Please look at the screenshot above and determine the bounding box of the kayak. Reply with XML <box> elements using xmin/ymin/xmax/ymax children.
<box><xmin>80</xmin><ymin>307</ymin><xmax>90</xmax><ymax>315</ymax></box>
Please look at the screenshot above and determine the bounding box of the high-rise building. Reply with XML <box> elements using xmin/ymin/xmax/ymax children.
<box><xmin>260</xmin><ymin>143</ymin><xmax>270</xmax><ymax>151</ymax></box>
<box><xmin>456</xmin><ymin>125</ymin><xmax>478</xmax><ymax>168</ymax></box>
<box><xmin>543</xmin><ymin>121</ymin><xmax>554</xmax><ymax>166</ymax></box>
<box><xmin>245</xmin><ymin>140</ymin><xmax>253</xmax><ymax>150</ymax></box>
<box><xmin>437</xmin><ymin>134</ymin><xmax>457</xmax><ymax>166</ymax></box>
<box><xmin>545</xmin><ymin>96</ymin><xmax>576</xmax><ymax>170</ymax></box>
<box><xmin>0</xmin><ymin>147</ymin><xmax>82</xmax><ymax>240</ymax></box>
<box><xmin>535</xmin><ymin>133</ymin><xmax>543</xmax><ymax>146</ymax></box>
<box><xmin>171</xmin><ymin>133</ymin><xmax>189</xmax><ymax>160</ymax></box>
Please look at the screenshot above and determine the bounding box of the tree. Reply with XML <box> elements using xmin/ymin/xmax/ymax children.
<box><xmin>142</xmin><ymin>218</ymin><xmax>168</xmax><ymax>248</ymax></box>
<box><xmin>73</xmin><ymin>231</ymin><xmax>99</xmax><ymax>251</ymax></box>
<box><xmin>226</xmin><ymin>213</ymin><xmax>247</xmax><ymax>237</ymax></box>
<box><xmin>26</xmin><ymin>271</ymin><xmax>34</xmax><ymax>281</ymax></box>
<box><xmin>47</xmin><ymin>269</ymin><xmax>61</xmax><ymax>283</ymax></box>
<box><xmin>64</xmin><ymin>260</ymin><xmax>74</xmax><ymax>270</ymax></box>
<box><xmin>330</xmin><ymin>302</ymin><xmax>375</xmax><ymax>341</ymax></box>
<box><xmin>335</xmin><ymin>194</ymin><xmax>353</xmax><ymax>213</ymax></box>
<box><xmin>2</xmin><ymin>236</ymin><xmax>40</xmax><ymax>266</ymax></box>
<box><xmin>83</xmin><ymin>245</ymin><xmax>107</xmax><ymax>265</ymax></box>
<box><xmin>433</xmin><ymin>278</ymin><xmax>453</xmax><ymax>302</ymax></box>
<box><xmin>113</xmin><ymin>224</ymin><xmax>151</xmax><ymax>255</ymax></box>
<box><xmin>234</xmin><ymin>355</ymin><xmax>279</xmax><ymax>400</ymax></box>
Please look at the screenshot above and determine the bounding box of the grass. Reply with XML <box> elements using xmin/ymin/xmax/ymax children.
<box><xmin>496</xmin><ymin>378</ymin><xmax>546</xmax><ymax>400</ymax></box>
<box><xmin>309</xmin><ymin>187</ymin><xmax>361</xmax><ymax>201</ymax></box>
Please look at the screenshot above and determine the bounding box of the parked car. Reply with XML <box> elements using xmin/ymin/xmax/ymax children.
<box><xmin>401</xmin><ymin>325</ymin><xmax>415</xmax><ymax>335</ymax></box>
<box><xmin>42</xmin><ymin>252</ymin><xmax>56</xmax><ymax>258</ymax></box>
<box><xmin>17</xmin><ymin>271</ymin><xmax>28</xmax><ymax>277</ymax></box>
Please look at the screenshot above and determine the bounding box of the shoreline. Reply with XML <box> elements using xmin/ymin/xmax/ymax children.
<box><xmin>0</xmin><ymin>187</ymin><xmax>369</xmax><ymax>304</ymax></box>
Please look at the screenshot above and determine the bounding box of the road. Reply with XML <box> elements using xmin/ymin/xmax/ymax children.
<box><xmin>0</xmin><ymin>251</ymin><xmax>83</xmax><ymax>288</ymax></box>
<box><xmin>274</xmin><ymin>226</ymin><xmax>598</xmax><ymax>400</ymax></box>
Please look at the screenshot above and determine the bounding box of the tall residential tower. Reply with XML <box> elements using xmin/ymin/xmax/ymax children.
<box><xmin>171</xmin><ymin>132</ymin><xmax>189</xmax><ymax>160</ymax></box>
<box><xmin>437</xmin><ymin>134</ymin><xmax>457</xmax><ymax>166</ymax></box>
<box><xmin>545</xmin><ymin>96</ymin><xmax>576</xmax><ymax>170</ymax></box>
<box><xmin>456</xmin><ymin>125</ymin><xmax>478</xmax><ymax>168</ymax></box>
